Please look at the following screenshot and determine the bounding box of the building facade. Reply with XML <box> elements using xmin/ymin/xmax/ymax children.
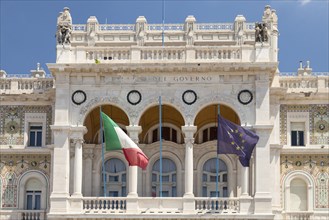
<box><xmin>0</xmin><ymin>5</ymin><xmax>328</xmax><ymax>220</ymax></box>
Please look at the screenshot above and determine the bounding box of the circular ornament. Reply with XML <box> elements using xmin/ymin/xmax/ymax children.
<box><xmin>72</xmin><ymin>90</ymin><xmax>87</xmax><ymax>105</ymax></box>
<box><xmin>238</xmin><ymin>90</ymin><xmax>253</xmax><ymax>105</ymax></box>
<box><xmin>182</xmin><ymin>90</ymin><xmax>197</xmax><ymax>105</ymax></box>
<box><xmin>127</xmin><ymin>90</ymin><xmax>142</xmax><ymax>105</ymax></box>
<box><xmin>5</xmin><ymin>121</ymin><xmax>19</xmax><ymax>134</ymax></box>
<box><xmin>315</xmin><ymin>120</ymin><xmax>329</xmax><ymax>133</ymax></box>
<box><xmin>31</xmin><ymin>161</ymin><xmax>38</xmax><ymax>167</ymax></box>
<box><xmin>295</xmin><ymin>161</ymin><xmax>302</xmax><ymax>166</ymax></box>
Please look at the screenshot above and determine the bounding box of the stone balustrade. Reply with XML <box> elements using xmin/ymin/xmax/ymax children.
<box><xmin>195</xmin><ymin>197</ymin><xmax>240</xmax><ymax>214</ymax></box>
<box><xmin>86</xmin><ymin>48</ymin><xmax>131</xmax><ymax>62</ymax></box>
<box><xmin>283</xmin><ymin>211</ymin><xmax>313</xmax><ymax>220</ymax></box>
<box><xmin>81</xmin><ymin>197</ymin><xmax>240</xmax><ymax>215</ymax></box>
<box><xmin>279</xmin><ymin>75</ymin><xmax>329</xmax><ymax>93</ymax></box>
<box><xmin>195</xmin><ymin>47</ymin><xmax>240</xmax><ymax>60</ymax></box>
<box><xmin>141</xmin><ymin>47</ymin><xmax>185</xmax><ymax>61</ymax></box>
<box><xmin>0</xmin><ymin>77</ymin><xmax>54</xmax><ymax>94</ymax></box>
<box><xmin>20</xmin><ymin>210</ymin><xmax>46</xmax><ymax>220</ymax></box>
<box><xmin>83</xmin><ymin>197</ymin><xmax>126</xmax><ymax>213</ymax></box>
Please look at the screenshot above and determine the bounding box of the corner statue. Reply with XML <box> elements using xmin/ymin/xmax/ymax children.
<box><xmin>56</xmin><ymin>7</ymin><xmax>72</xmax><ymax>45</ymax></box>
<box><xmin>255</xmin><ymin>22</ymin><xmax>268</xmax><ymax>43</ymax></box>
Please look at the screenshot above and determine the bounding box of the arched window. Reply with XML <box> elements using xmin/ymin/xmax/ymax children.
<box><xmin>25</xmin><ymin>178</ymin><xmax>42</xmax><ymax>210</ymax></box>
<box><xmin>102</xmin><ymin>158</ymin><xmax>127</xmax><ymax>197</ymax></box>
<box><xmin>202</xmin><ymin>158</ymin><xmax>228</xmax><ymax>197</ymax></box>
<box><xmin>152</xmin><ymin>158</ymin><xmax>177</xmax><ymax>197</ymax></box>
<box><xmin>290</xmin><ymin>178</ymin><xmax>307</xmax><ymax>211</ymax></box>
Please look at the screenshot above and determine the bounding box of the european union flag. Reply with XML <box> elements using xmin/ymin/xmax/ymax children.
<box><xmin>217</xmin><ymin>115</ymin><xmax>259</xmax><ymax>167</ymax></box>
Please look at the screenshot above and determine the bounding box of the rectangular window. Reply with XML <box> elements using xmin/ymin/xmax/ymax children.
<box><xmin>29</xmin><ymin>124</ymin><xmax>42</xmax><ymax>147</ymax></box>
<box><xmin>172</xmin><ymin>174</ymin><xmax>176</xmax><ymax>182</ymax></box>
<box><xmin>203</xmin><ymin>174</ymin><xmax>207</xmax><ymax>182</ymax></box>
<box><xmin>291</xmin><ymin>122</ymin><xmax>305</xmax><ymax>146</ymax></box>
<box><xmin>26</xmin><ymin>190</ymin><xmax>41</xmax><ymax>210</ymax></box>
<box><xmin>222</xmin><ymin>173</ymin><xmax>227</xmax><ymax>182</ymax></box>
<box><xmin>210</xmin><ymin>175</ymin><xmax>219</xmax><ymax>182</ymax></box>
<box><xmin>121</xmin><ymin>174</ymin><xmax>126</xmax><ymax>182</ymax></box>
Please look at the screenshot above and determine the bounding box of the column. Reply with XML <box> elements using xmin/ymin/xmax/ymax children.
<box><xmin>182</xmin><ymin>125</ymin><xmax>197</xmax><ymax>197</ymax></box>
<box><xmin>125</xmin><ymin>125</ymin><xmax>142</xmax><ymax>214</ymax></box>
<box><xmin>241</xmin><ymin>166</ymin><xmax>249</xmax><ymax>196</ymax></box>
<box><xmin>73</xmin><ymin>138</ymin><xmax>83</xmax><ymax>196</ymax></box>
<box><xmin>182</xmin><ymin>125</ymin><xmax>197</xmax><ymax>214</ymax></box>
<box><xmin>126</xmin><ymin>125</ymin><xmax>142</xmax><ymax>197</ymax></box>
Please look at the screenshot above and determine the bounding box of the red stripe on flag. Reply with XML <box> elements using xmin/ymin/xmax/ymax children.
<box><xmin>122</xmin><ymin>148</ymin><xmax>149</xmax><ymax>170</ymax></box>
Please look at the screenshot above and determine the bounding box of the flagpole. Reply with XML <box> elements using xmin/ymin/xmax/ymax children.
<box><xmin>159</xmin><ymin>96</ymin><xmax>163</xmax><ymax>197</ymax></box>
<box><xmin>216</xmin><ymin>104</ymin><xmax>220</xmax><ymax>197</ymax></box>
<box><xmin>100</xmin><ymin>106</ymin><xmax>107</xmax><ymax>197</ymax></box>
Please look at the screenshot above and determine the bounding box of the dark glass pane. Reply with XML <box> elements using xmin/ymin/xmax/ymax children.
<box><xmin>223</xmin><ymin>174</ymin><xmax>228</xmax><ymax>182</ymax></box>
<box><xmin>172</xmin><ymin>186</ymin><xmax>177</xmax><ymax>197</ymax></box>
<box><xmin>109</xmin><ymin>191</ymin><xmax>119</xmax><ymax>197</ymax></box>
<box><xmin>26</xmin><ymin>195</ymin><xmax>33</xmax><ymax>210</ymax></box>
<box><xmin>203</xmin><ymin>174</ymin><xmax>207</xmax><ymax>182</ymax></box>
<box><xmin>223</xmin><ymin>187</ymin><xmax>228</xmax><ymax>197</ymax></box>
<box><xmin>109</xmin><ymin>175</ymin><xmax>119</xmax><ymax>182</ymax></box>
<box><xmin>203</xmin><ymin>129</ymin><xmax>208</xmax><ymax>142</ymax></box>
<box><xmin>162</xmin><ymin>175</ymin><xmax>169</xmax><ymax>182</ymax></box>
<box><xmin>172</xmin><ymin>129</ymin><xmax>177</xmax><ymax>143</ymax></box>
<box><xmin>291</xmin><ymin>131</ymin><xmax>297</xmax><ymax>146</ymax></box>
<box><xmin>172</xmin><ymin>174</ymin><xmax>176</xmax><ymax>182</ymax></box>
<box><xmin>299</xmin><ymin>131</ymin><xmax>304</xmax><ymax>146</ymax></box>
<box><xmin>162</xmin><ymin>127</ymin><xmax>170</xmax><ymax>141</ymax></box>
<box><xmin>36</xmin><ymin>131</ymin><xmax>42</xmax><ymax>146</ymax></box>
<box><xmin>30</xmin><ymin>126</ymin><xmax>42</xmax><ymax>130</ymax></box>
<box><xmin>152</xmin><ymin>173</ymin><xmax>157</xmax><ymax>182</ymax></box>
<box><xmin>202</xmin><ymin>186</ymin><xmax>207</xmax><ymax>197</ymax></box>
<box><xmin>29</xmin><ymin>131</ymin><xmax>35</xmax><ymax>146</ymax></box>
<box><xmin>161</xmin><ymin>191</ymin><xmax>169</xmax><ymax>197</ymax></box>
<box><xmin>152</xmin><ymin>129</ymin><xmax>158</xmax><ymax>143</ymax></box>
<box><xmin>209</xmin><ymin>127</ymin><xmax>217</xmax><ymax>141</ymax></box>
<box><xmin>210</xmin><ymin>191</ymin><xmax>218</xmax><ymax>197</ymax></box>
<box><xmin>122</xmin><ymin>174</ymin><xmax>126</xmax><ymax>182</ymax></box>
<box><xmin>122</xmin><ymin>187</ymin><xmax>126</xmax><ymax>197</ymax></box>
<box><xmin>35</xmin><ymin>195</ymin><xmax>41</xmax><ymax>210</ymax></box>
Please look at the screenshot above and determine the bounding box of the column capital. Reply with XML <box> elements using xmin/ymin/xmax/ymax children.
<box><xmin>126</xmin><ymin>125</ymin><xmax>142</xmax><ymax>144</ymax></box>
<box><xmin>181</xmin><ymin>125</ymin><xmax>197</xmax><ymax>136</ymax></box>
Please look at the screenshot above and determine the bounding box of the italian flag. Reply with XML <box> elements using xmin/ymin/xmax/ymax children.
<box><xmin>101</xmin><ymin>112</ymin><xmax>149</xmax><ymax>169</ymax></box>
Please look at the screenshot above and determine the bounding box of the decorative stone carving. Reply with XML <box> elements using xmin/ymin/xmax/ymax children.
<box><xmin>56</xmin><ymin>7</ymin><xmax>72</xmax><ymax>45</ymax></box>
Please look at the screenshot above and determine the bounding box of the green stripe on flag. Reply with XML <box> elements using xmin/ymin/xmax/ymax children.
<box><xmin>101</xmin><ymin>112</ymin><xmax>122</xmax><ymax>151</ymax></box>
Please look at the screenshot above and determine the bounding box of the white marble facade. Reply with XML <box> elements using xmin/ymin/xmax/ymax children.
<box><xmin>0</xmin><ymin>5</ymin><xmax>328</xmax><ymax>220</ymax></box>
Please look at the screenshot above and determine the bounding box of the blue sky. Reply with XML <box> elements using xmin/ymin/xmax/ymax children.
<box><xmin>1</xmin><ymin>0</ymin><xmax>328</xmax><ymax>74</ymax></box>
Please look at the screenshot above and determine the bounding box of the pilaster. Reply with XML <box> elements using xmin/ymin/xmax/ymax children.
<box><xmin>253</xmin><ymin>125</ymin><xmax>273</xmax><ymax>214</ymax></box>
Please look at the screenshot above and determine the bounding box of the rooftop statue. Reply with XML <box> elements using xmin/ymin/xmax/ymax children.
<box><xmin>56</xmin><ymin>7</ymin><xmax>72</xmax><ymax>45</ymax></box>
<box><xmin>255</xmin><ymin>22</ymin><xmax>268</xmax><ymax>43</ymax></box>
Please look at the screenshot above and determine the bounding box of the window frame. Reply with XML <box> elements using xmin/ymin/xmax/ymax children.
<box><xmin>24</xmin><ymin>113</ymin><xmax>46</xmax><ymax>147</ymax></box>
<box><xmin>287</xmin><ymin>112</ymin><xmax>309</xmax><ymax>147</ymax></box>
